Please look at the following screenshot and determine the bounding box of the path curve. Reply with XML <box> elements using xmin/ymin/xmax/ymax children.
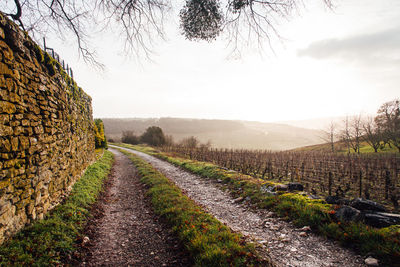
<box><xmin>79</xmin><ymin>148</ymin><xmax>192</xmax><ymax>267</ymax></box>
<box><xmin>114</xmin><ymin>145</ymin><xmax>366</xmax><ymax>267</ymax></box>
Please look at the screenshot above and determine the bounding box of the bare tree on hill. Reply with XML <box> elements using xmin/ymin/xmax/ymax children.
<box><xmin>375</xmin><ymin>99</ymin><xmax>400</xmax><ymax>152</ymax></box>
<box><xmin>362</xmin><ymin>116</ymin><xmax>381</xmax><ymax>153</ymax></box>
<box><xmin>321</xmin><ymin>121</ymin><xmax>336</xmax><ymax>153</ymax></box>
<box><xmin>349</xmin><ymin>114</ymin><xmax>363</xmax><ymax>154</ymax></box>
<box><xmin>180</xmin><ymin>136</ymin><xmax>199</xmax><ymax>149</ymax></box>
<box><xmin>1</xmin><ymin>0</ymin><xmax>333</xmax><ymax>63</ymax></box>
<box><xmin>339</xmin><ymin>116</ymin><xmax>351</xmax><ymax>154</ymax></box>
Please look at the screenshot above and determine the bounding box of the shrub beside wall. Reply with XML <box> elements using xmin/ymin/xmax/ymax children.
<box><xmin>0</xmin><ymin>12</ymin><xmax>95</xmax><ymax>244</ymax></box>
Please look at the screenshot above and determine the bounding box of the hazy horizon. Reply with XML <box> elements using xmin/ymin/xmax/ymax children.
<box><xmin>97</xmin><ymin>114</ymin><xmax>367</xmax><ymax>130</ymax></box>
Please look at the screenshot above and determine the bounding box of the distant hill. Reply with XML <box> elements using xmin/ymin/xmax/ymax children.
<box><xmin>102</xmin><ymin>117</ymin><xmax>324</xmax><ymax>151</ymax></box>
<box><xmin>276</xmin><ymin>116</ymin><xmax>346</xmax><ymax>130</ymax></box>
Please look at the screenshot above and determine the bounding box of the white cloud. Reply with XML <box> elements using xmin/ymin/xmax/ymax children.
<box><xmin>297</xmin><ymin>27</ymin><xmax>400</xmax><ymax>66</ymax></box>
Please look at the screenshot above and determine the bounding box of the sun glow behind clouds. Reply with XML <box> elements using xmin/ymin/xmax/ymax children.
<box><xmin>53</xmin><ymin>0</ymin><xmax>400</xmax><ymax>122</ymax></box>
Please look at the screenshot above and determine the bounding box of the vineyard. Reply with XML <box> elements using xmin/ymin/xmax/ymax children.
<box><xmin>161</xmin><ymin>146</ymin><xmax>400</xmax><ymax>211</ymax></box>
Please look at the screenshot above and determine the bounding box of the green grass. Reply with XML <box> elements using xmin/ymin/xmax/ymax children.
<box><xmin>295</xmin><ymin>140</ymin><xmax>399</xmax><ymax>154</ymax></box>
<box><xmin>0</xmin><ymin>150</ymin><xmax>114</xmax><ymax>266</ymax></box>
<box><xmin>118</xmin><ymin>148</ymin><xmax>270</xmax><ymax>266</ymax></box>
<box><xmin>115</xmin><ymin>143</ymin><xmax>400</xmax><ymax>266</ymax></box>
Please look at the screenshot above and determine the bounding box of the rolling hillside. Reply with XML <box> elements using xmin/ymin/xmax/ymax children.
<box><xmin>102</xmin><ymin>118</ymin><xmax>324</xmax><ymax>150</ymax></box>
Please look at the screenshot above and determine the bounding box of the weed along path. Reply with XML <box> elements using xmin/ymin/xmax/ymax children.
<box><xmin>78</xmin><ymin>148</ymin><xmax>192</xmax><ymax>266</ymax></box>
<box><xmin>113</xmin><ymin>145</ymin><xmax>366</xmax><ymax>267</ymax></box>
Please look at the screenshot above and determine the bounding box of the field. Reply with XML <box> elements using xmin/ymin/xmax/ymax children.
<box><xmin>161</xmin><ymin>145</ymin><xmax>400</xmax><ymax>211</ymax></box>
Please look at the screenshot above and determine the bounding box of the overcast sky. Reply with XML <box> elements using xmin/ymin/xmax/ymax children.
<box><xmin>50</xmin><ymin>0</ymin><xmax>400</xmax><ymax>123</ymax></box>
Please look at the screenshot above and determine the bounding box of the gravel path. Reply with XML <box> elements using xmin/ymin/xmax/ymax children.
<box><xmin>114</xmin><ymin>145</ymin><xmax>366</xmax><ymax>267</ymax></box>
<box><xmin>77</xmin><ymin>148</ymin><xmax>192</xmax><ymax>267</ymax></box>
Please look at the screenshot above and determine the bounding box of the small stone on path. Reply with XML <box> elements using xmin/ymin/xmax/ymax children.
<box><xmin>82</xmin><ymin>236</ymin><xmax>90</xmax><ymax>245</ymax></box>
<box><xmin>299</xmin><ymin>232</ymin><xmax>307</xmax><ymax>237</ymax></box>
<box><xmin>364</xmin><ymin>256</ymin><xmax>379</xmax><ymax>266</ymax></box>
<box><xmin>299</xmin><ymin>226</ymin><xmax>311</xmax><ymax>231</ymax></box>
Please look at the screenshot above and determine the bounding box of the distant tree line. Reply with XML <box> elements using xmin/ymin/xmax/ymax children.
<box><xmin>322</xmin><ymin>99</ymin><xmax>400</xmax><ymax>153</ymax></box>
<box><xmin>121</xmin><ymin>126</ymin><xmax>211</xmax><ymax>149</ymax></box>
<box><xmin>122</xmin><ymin>126</ymin><xmax>170</xmax><ymax>147</ymax></box>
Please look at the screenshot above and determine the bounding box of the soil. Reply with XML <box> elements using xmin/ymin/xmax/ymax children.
<box><xmin>73</xmin><ymin>148</ymin><xmax>193</xmax><ymax>267</ymax></box>
<box><xmin>114</xmin><ymin>146</ymin><xmax>367</xmax><ymax>267</ymax></box>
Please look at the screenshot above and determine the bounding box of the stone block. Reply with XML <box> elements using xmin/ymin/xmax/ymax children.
<box><xmin>6</xmin><ymin>168</ymin><xmax>18</xmax><ymax>178</ymax></box>
<box><xmin>19</xmin><ymin>136</ymin><xmax>29</xmax><ymax>149</ymax></box>
<box><xmin>0</xmin><ymin>114</ymin><xmax>10</xmax><ymax>124</ymax></box>
<box><xmin>3</xmin><ymin>159</ymin><xmax>16</xmax><ymax>169</ymax></box>
<box><xmin>20</xmin><ymin>188</ymin><xmax>34</xmax><ymax>200</ymax></box>
<box><xmin>15</xmin><ymin>198</ymin><xmax>31</xmax><ymax>211</ymax></box>
<box><xmin>5</xmin><ymin>78</ymin><xmax>16</xmax><ymax>91</ymax></box>
<box><xmin>0</xmin><ymin>125</ymin><xmax>12</xmax><ymax>136</ymax></box>
<box><xmin>1</xmin><ymin>45</ymin><xmax>14</xmax><ymax>62</ymax></box>
<box><xmin>0</xmin><ymin>199</ymin><xmax>11</xmax><ymax>215</ymax></box>
<box><xmin>10</xmin><ymin>195</ymin><xmax>20</xmax><ymax>204</ymax></box>
<box><xmin>0</xmin><ymin>76</ymin><xmax>5</xmax><ymax>87</ymax></box>
<box><xmin>10</xmin><ymin>120</ymin><xmax>20</xmax><ymax>126</ymax></box>
<box><xmin>29</xmin><ymin>137</ymin><xmax>38</xmax><ymax>145</ymax></box>
<box><xmin>0</xmin><ymin>101</ymin><xmax>16</xmax><ymax>114</ymax></box>
<box><xmin>33</xmin><ymin>125</ymin><xmax>44</xmax><ymax>134</ymax></box>
<box><xmin>13</xmin><ymin>70</ymin><xmax>20</xmax><ymax>81</ymax></box>
<box><xmin>21</xmin><ymin>119</ymin><xmax>29</xmax><ymax>126</ymax></box>
<box><xmin>34</xmin><ymin>191</ymin><xmax>42</xmax><ymax>206</ymax></box>
<box><xmin>8</xmin><ymin>92</ymin><xmax>20</xmax><ymax>103</ymax></box>
<box><xmin>15</xmin><ymin>177</ymin><xmax>30</xmax><ymax>189</ymax></box>
<box><xmin>10</xmin><ymin>136</ymin><xmax>18</xmax><ymax>151</ymax></box>
<box><xmin>42</xmin><ymin>200</ymin><xmax>50</xmax><ymax>213</ymax></box>
<box><xmin>13</xmin><ymin>126</ymin><xmax>23</xmax><ymax>135</ymax></box>
<box><xmin>24</xmin><ymin>127</ymin><xmax>33</xmax><ymax>135</ymax></box>
<box><xmin>0</xmin><ymin>153</ymin><xmax>11</xmax><ymax>159</ymax></box>
<box><xmin>0</xmin><ymin>63</ymin><xmax>13</xmax><ymax>77</ymax></box>
<box><xmin>0</xmin><ymin>207</ymin><xmax>14</xmax><ymax>223</ymax></box>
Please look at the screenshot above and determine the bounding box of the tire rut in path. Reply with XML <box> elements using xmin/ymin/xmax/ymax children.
<box><xmin>114</xmin><ymin>146</ymin><xmax>366</xmax><ymax>267</ymax></box>
<box><xmin>78</xmin><ymin>148</ymin><xmax>192</xmax><ymax>267</ymax></box>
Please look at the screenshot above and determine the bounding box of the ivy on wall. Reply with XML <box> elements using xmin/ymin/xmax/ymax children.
<box><xmin>94</xmin><ymin>119</ymin><xmax>107</xmax><ymax>149</ymax></box>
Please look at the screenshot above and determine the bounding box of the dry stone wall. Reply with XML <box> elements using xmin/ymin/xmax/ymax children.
<box><xmin>0</xmin><ymin>12</ymin><xmax>95</xmax><ymax>244</ymax></box>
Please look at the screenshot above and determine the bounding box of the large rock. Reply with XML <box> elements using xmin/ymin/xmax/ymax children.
<box><xmin>363</xmin><ymin>212</ymin><xmax>400</xmax><ymax>228</ymax></box>
<box><xmin>350</xmin><ymin>198</ymin><xmax>386</xmax><ymax>212</ymax></box>
<box><xmin>274</xmin><ymin>184</ymin><xmax>288</xmax><ymax>191</ymax></box>
<box><xmin>325</xmin><ymin>196</ymin><xmax>350</xmax><ymax>205</ymax></box>
<box><xmin>334</xmin><ymin>205</ymin><xmax>361</xmax><ymax>223</ymax></box>
<box><xmin>288</xmin><ymin>183</ymin><xmax>304</xmax><ymax>192</ymax></box>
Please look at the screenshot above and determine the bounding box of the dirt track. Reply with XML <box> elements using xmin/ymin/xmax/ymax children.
<box><xmin>113</xmin><ymin>145</ymin><xmax>366</xmax><ymax>267</ymax></box>
<box><xmin>77</xmin><ymin>148</ymin><xmax>192</xmax><ymax>267</ymax></box>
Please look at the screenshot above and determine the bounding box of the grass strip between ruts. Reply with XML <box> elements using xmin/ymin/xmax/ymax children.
<box><xmin>118</xmin><ymin>148</ymin><xmax>271</xmax><ymax>267</ymax></box>
<box><xmin>0</xmin><ymin>150</ymin><xmax>114</xmax><ymax>266</ymax></box>
<box><xmin>115</xmin><ymin>143</ymin><xmax>400</xmax><ymax>266</ymax></box>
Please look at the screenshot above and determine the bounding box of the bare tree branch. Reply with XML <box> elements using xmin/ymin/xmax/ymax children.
<box><xmin>1</xmin><ymin>0</ymin><xmax>333</xmax><ymax>63</ymax></box>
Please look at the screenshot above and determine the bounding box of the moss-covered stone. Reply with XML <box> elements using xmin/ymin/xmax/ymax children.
<box><xmin>0</xmin><ymin>179</ymin><xmax>11</xmax><ymax>190</ymax></box>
